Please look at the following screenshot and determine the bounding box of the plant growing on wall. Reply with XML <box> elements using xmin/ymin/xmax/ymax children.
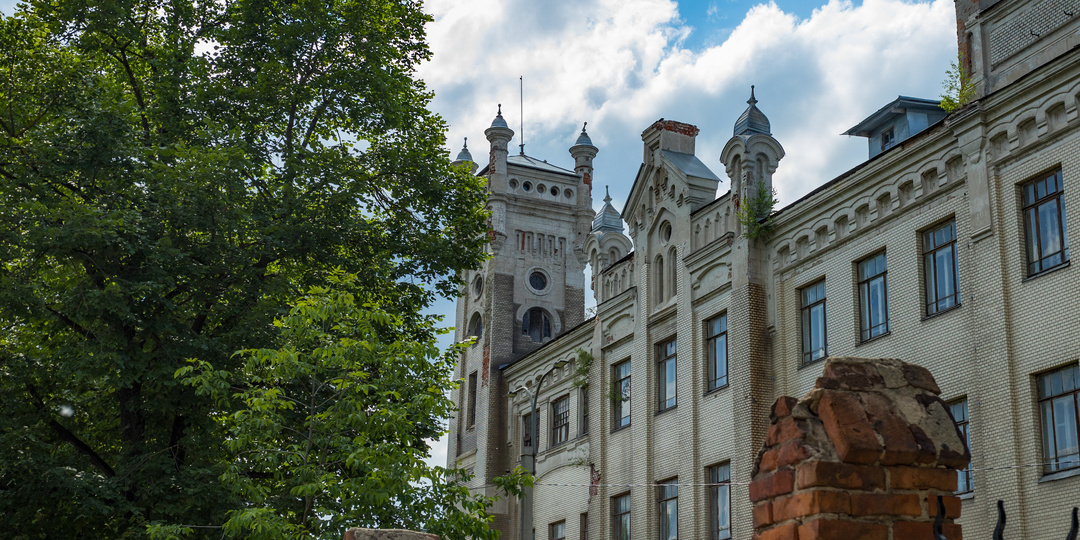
<box><xmin>572</xmin><ymin>348</ymin><xmax>593</xmax><ymax>388</ymax></box>
<box><xmin>940</xmin><ymin>51</ymin><xmax>976</xmax><ymax>113</ymax></box>
<box><xmin>737</xmin><ymin>180</ymin><xmax>780</xmax><ymax>244</ymax></box>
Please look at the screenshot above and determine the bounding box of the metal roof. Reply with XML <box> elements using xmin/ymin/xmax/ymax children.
<box><xmin>734</xmin><ymin>86</ymin><xmax>771</xmax><ymax>136</ymax></box>
<box><xmin>506</xmin><ymin>154</ymin><xmax>579</xmax><ymax>177</ymax></box>
<box><xmin>843</xmin><ymin>96</ymin><xmax>944</xmax><ymax>137</ymax></box>
<box><xmin>593</xmin><ymin>186</ymin><xmax>624</xmax><ymax>232</ymax></box>
<box><xmin>661</xmin><ymin>150</ymin><xmax>721</xmax><ymax>182</ymax></box>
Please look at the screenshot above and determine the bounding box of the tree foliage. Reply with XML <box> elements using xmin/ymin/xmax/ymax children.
<box><xmin>736</xmin><ymin>180</ymin><xmax>779</xmax><ymax>244</ymax></box>
<box><xmin>0</xmin><ymin>0</ymin><xmax>490</xmax><ymax>537</ymax></box>
<box><xmin>940</xmin><ymin>50</ymin><xmax>976</xmax><ymax>113</ymax></box>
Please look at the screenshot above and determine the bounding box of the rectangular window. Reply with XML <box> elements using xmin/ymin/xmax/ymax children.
<box><xmin>800</xmin><ymin>280</ymin><xmax>827</xmax><ymax>364</ymax></box>
<box><xmin>657</xmin><ymin>339</ymin><xmax>677</xmax><ymax>411</ymax></box>
<box><xmin>581</xmin><ymin>513</ymin><xmax>589</xmax><ymax>540</ymax></box>
<box><xmin>522</xmin><ymin>413</ymin><xmax>533</xmax><ymax>448</ymax></box>
<box><xmin>613</xmin><ymin>360</ymin><xmax>631</xmax><ymax>429</ymax></box>
<box><xmin>580</xmin><ymin>386</ymin><xmax>590</xmax><ymax>435</ymax></box>
<box><xmin>924</xmin><ymin>220</ymin><xmax>960</xmax><ymax>315</ymax></box>
<box><xmin>881</xmin><ymin>127</ymin><xmax>895</xmax><ymax>151</ymax></box>
<box><xmin>613</xmin><ymin>493</ymin><xmax>631</xmax><ymax>540</ymax></box>
<box><xmin>658</xmin><ymin>479</ymin><xmax>678</xmax><ymax>540</ymax></box>
<box><xmin>549</xmin><ymin>521</ymin><xmax>565</xmax><ymax>540</ymax></box>
<box><xmin>950</xmin><ymin>399</ymin><xmax>973</xmax><ymax>494</ymax></box>
<box><xmin>706</xmin><ymin>314</ymin><xmax>728</xmax><ymax>392</ymax></box>
<box><xmin>1039</xmin><ymin>365</ymin><xmax>1080</xmax><ymax>473</ymax></box>
<box><xmin>467</xmin><ymin>371</ymin><xmax>478</xmax><ymax>428</ymax></box>
<box><xmin>708</xmin><ymin>464</ymin><xmax>731</xmax><ymax>540</ymax></box>
<box><xmin>551</xmin><ymin>395</ymin><xmax>570</xmax><ymax>447</ymax></box>
<box><xmin>858</xmin><ymin>251</ymin><xmax>889</xmax><ymax>341</ymax></box>
<box><xmin>1023</xmin><ymin>169</ymin><xmax>1070</xmax><ymax>275</ymax></box>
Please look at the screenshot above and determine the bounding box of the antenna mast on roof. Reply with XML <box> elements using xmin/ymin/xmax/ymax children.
<box><xmin>519</xmin><ymin>76</ymin><xmax>525</xmax><ymax>156</ymax></box>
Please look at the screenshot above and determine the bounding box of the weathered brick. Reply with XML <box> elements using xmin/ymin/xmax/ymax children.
<box><xmin>754</xmin><ymin>522</ymin><xmax>799</xmax><ymax>540</ymax></box>
<box><xmin>822</xmin><ymin>361</ymin><xmax>886</xmax><ymax>391</ymax></box>
<box><xmin>767</xmin><ymin>416</ymin><xmax>807</xmax><ymax>446</ymax></box>
<box><xmin>862</xmin><ymin>392</ymin><xmax>919</xmax><ymax>465</ymax></box>
<box><xmin>796</xmin><ymin>461</ymin><xmax>886</xmax><ymax>491</ymax></box>
<box><xmin>772</xmin><ymin>491</ymin><xmax>851</xmax><ymax>522</ymax></box>
<box><xmin>798</xmin><ymin>518</ymin><xmax>887</xmax><ymax>540</ymax></box>
<box><xmin>772</xmin><ymin>396</ymin><xmax>800</xmax><ymax>421</ymax></box>
<box><xmin>776</xmin><ymin>441</ymin><xmax>813</xmax><ymax>469</ymax></box>
<box><xmin>753</xmin><ymin>501</ymin><xmax>774</xmax><ymax>528</ymax></box>
<box><xmin>849</xmin><ymin>493</ymin><xmax>921</xmax><ymax>517</ymax></box>
<box><xmin>927</xmin><ymin>494</ymin><xmax>963</xmax><ymax>519</ymax></box>
<box><xmin>889</xmin><ymin>466</ymin><xmax>958</xmax><ymax>491</ymax></box>
<box><xmin>750</xmin><ymin>469</ymin><xmax>796</xmax><ymax>503</ymax></box>
<box><xmin>893</xmin><ymin>520</ymin><xmax>963</xmax><ymax>540</ymax></box>
<box><xmin>817</xmin><ymin>390</ymin><xmax>882</xmax><ymax>464</ymax></box>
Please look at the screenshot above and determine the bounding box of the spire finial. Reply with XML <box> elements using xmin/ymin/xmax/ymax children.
<box><xmin>497</xmin><ymin>104</ymin><xmax>502</xmax><ymax>115</ymax></box>
<box><xmin>463</xmin><ymin>137</ymin><xmax>468</xmax><ymax>150</ymax></box>
<box><xmin>748</xmin><ymin>85</ymin><xmax>757</xmax><ymax>106</ymax></box>
<box><xmin>582</xmin><ymin>121</ymin><xmax>588</xmax><ymax>132</ymax></box>
<box><xmin>604</xmin><ymin>185</ymin><xmax>612</xmax><ymax>204</ymax></box>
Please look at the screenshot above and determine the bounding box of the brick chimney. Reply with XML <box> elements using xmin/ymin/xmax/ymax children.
<box><xmin>750</xmin><ymin>357</ymin><xmax>970</xmax><ymax>540</ymax></box>
<box><xmin>641</xmin><ymin>119</ymin><xmax>699</xmax><ymax>160</ymax></box>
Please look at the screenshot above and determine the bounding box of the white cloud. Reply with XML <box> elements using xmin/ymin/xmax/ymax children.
<box><xmin>421</xmin><ymin>0</ymin><xmax>956</xmax><ymax>468</ymax></box>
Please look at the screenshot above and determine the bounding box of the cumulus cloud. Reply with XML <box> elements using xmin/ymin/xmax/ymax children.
<box><xmin>421</xmin><ymin>0</ymin><xmax>956</xmax><ymax>469</ymax></box>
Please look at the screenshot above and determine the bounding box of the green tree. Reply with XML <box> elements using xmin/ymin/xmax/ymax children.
<box><xmin>155</xmin><ymin>274</ymin><xmax>523</xmax><ymax>540</ymax></box>
<box><xmin>940</xmin><ymin>50</ymin><xmax>976</xmax><ymax>113</ymax></box>
<box><xmin>0</xmin><ymin>0</ymin><xmax>489</xmax><ymax>537</ymax></box>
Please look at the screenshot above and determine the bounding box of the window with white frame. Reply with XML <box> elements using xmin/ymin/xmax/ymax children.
<box><xmin>800</xmin><ymin>280</ymin><xmax>827</xmax><ymax>364</ymax></box>
<box><xmin>657</xmin><ymin>339</ymin><xmax>677</xmax><ymax>411</ymax></box>
<box><xmin>1039</xmin><ymin>365</ymin><xmax>1080</xmax><ymax>474</ymax></box>
<box><xmin>924</xmin><ymin>220</ymin><xmax>960</xmax><ymax>315</ymax></box>
<box><xmin>857</xmin><ymin>251</ymin><xmax>889</xmax><ymax>341</ymax></box>
<box><xmin>708</xmin><ymin>463</ymin><xmax>731</xmax><ymax>540</ymax></box>
<box><xmin>1022</xmin><ymin>169</ymin><xmax>1069</xmax><ymax>276</ymax></box>
<box><xmin>706</xmin><ymin>313</ymin><xmax>728</xmax><ymax>391</ymax></box>
<box><xmin>659</xmin><ymin>479</ymin><xmax>678</xmax><ymax>540</ymax></box>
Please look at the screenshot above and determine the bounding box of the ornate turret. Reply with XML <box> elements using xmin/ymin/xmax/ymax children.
<box><xmin>569</xmin><ymin>122</ymin><xmax>598</xmax><ymax>200</ymax></box>
<box><xmin>451</xmin><ymin>137</ymin><xmax>478</xmax><ymax>175</ymax></box>
<box><xmin>593</xmin><ymin>186</ymin><xmax>624</xmax><ymax>233</ymax></box>
<box><xmin>733</xmin><ymin>85</ymin><xmax>772</xmax><ymax>137</ymax></box>
<box><xmin>485</xmin><ymin>104</ymin><xmax>515</xmax><ymax>193</ymax></box>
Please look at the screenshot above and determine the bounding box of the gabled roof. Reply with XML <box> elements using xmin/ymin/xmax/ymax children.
<box><xmin>661</xmin><ymin>150</ymin><xmax>721</xmax><ymax>182</ymax></box>
<box><xmin>843</xmin><ymin>96</ymin><xmax>944</xmax><ymax>137</ymax></box>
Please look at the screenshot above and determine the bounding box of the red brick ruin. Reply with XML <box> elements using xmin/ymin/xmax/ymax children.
<box><xmin>750</xmin><ymin>357</ymin><xmax>971</xmax><ymax>540</ymax></box>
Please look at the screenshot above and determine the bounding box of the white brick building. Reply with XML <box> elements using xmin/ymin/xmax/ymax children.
<box><xmin>448</xmin><ymin>0</ymin><xmax>1080</xmax><ymax>537</ymax></box>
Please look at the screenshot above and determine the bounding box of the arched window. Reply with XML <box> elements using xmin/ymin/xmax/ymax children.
<box><xmin>668</xmin><ymin>247</ymin><xmax>678</xmax><ymax>297</ymax></box>
<box><xmin>521</xmin><ymin>308</ymin><xmax>552</xmax><ymax>342</ymax></box>
<box><xmin>468</xmin><ymin>312</ymin><xmax>483</xmax><ymax>340</ymax></box>
<box><xmin>655</xmin><ymin>255</ymin><xmax>665</xmax><ymax>303</ymax></box>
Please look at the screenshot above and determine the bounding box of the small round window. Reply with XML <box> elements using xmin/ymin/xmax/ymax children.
<box><xmin>522</xmin><ymin>181</ymin><xmax>533</xmax><ymax>192</ymax></box>
<box><xmin>529</xmin><ymin>271</ymin><xmax>548</xmax><ymax>291</ymax></box>
<box><xmin>537</xmin><ymin>184</ymin><xmax>546</xmax><ymax>194</ymax></box>
<box><xmin>660</xmin><ymin>221</ymin><xmax>672</xmax><ymax>244</ymax></box>
<box><xmin>564</xmin><ymin>189</ymin><xmax>574</xmax><ymax>198</ymax></box>
<box><xmin>508</xmin><ymin>178</ymin><xmax>519</xmax><ymax>190</ymax></box>
<box><xmin>472</xmin><ymin>275</ymin><xmax>484</xmax><ymax>298</ymax></box>
<box><xmin>550</xmin><ymin>186</ymin><xmax>560</xmax><ymax>197</ymax></box>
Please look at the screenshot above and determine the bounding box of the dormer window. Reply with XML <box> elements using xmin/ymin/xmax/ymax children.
<box><xmin>880</xmin><ymin>128</ymin><xmax>896</xmax><ymax>151</ymax></box>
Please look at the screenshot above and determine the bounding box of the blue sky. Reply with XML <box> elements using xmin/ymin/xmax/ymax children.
<box><xmin>1</xmin><ymin>0</ymin><xmax>960</xmax><ymax>468</ymax></box>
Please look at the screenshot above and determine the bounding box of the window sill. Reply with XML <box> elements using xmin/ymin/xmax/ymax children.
<box><xmin>958</xmin><ymin>492</ymin><xmax>974</xmax><ymax>500</ymax></box>
<box><xmin>610</xmin><ymin>424</ymin><xmax>631</xmax><ymax>434</ymax></box>
<box><xmin>1024</xmin><ymin>260</ymin><xmax>1070</xmax><ymax>282</ymax></box>
<box><xmin>798</xmin><ymin>356</ymin><xmax>828</xmax><ymax>370</ymax></box>
<box><xmin>705</xmin><ymin>383</ymin><xmax>730</xmax><ymax>397</ymax></box>
<box><xmin>655</xmin><ymin>405</ymin><xmax>678</xmax><ymax>416</ymax></box>
<box><xmin>856</xmin><ymin>331</ymin><xmax>891</xmax><ymax>347</ymax></box>
<box><xmin>1038</xmin><ymin>467</ymin><xmax>1080</xmax><ymax>483</ymax></box>
<box><xmin>922</xmin><ymin>303</ymin><xmax>962</xmax><ymax>322</ymax></box>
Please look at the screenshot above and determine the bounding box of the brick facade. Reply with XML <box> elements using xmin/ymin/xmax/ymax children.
<box><xmin>451</xmin><ymin>1</ymin><xmax>1080</xmax><ymax>539</ymax></box>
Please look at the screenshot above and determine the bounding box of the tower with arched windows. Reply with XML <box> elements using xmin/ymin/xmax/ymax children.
<box><xmin>447</xmin><ymin>109</ymin><xmax>598</xmax><ymax>529</ymax></box>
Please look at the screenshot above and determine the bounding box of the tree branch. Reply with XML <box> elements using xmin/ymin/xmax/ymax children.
<box><xmin>26</xmin><ymin>385</ymin><xmax>116</xmax><ymax>478</ymax></box>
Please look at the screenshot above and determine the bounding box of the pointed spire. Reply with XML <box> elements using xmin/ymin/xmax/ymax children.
<box><xmin>455</xmin><ymin>137</ymin><xmax>473</xmax><ymax>162</ymax></box>
<box><xmin>574</xmin><ymin>121</ymin><xmax>594</xmax><ymax>147</ymax></box>
<box><xmin>593</xmin><ymin>184</ymin><xmax>623</xmax><ymax>233</ymax></box>
<box><xmin>490</xmin><ymin>104</ymin><xmax>508</xmax><ymax>129</ymax></box>
<box><xmin>734</xmin><ymin>85</ymin><xmax>771</xmax><ymax>136</ymax></box>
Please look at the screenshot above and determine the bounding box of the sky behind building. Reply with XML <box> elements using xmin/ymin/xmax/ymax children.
<box><xmin>419</xmin><ymin>0</ymin><xmax>958</xmax><ymax>469</ymax></box>
<box><xmin>0</xmin><ymin>0</ymin><xmax>960</xmax><ymax>470</ymax></box>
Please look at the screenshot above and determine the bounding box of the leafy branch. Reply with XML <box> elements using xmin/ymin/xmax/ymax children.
<box><xmin>940</xmin><ymin>50</ymin><xmax>976</xmax><ymax>113</ymax></box>
<box><xmin>572</xmin><ymin>348</ymin><xmax>592</xmax><ymax>388</ymax></box>
<box><xmin>737</xmin><ymin>180</ymin><xmax>779</xmax><ymax>244</ymax></box>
